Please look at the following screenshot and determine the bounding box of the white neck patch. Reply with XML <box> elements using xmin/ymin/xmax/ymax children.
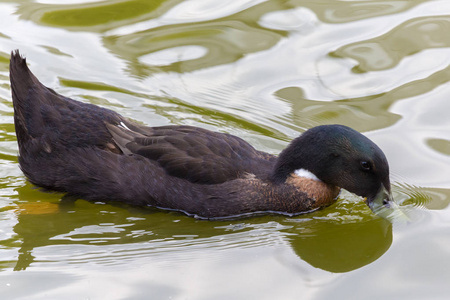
<box><xmin>294</xmin><ymin>168</ymin><xmax>321</xmax><ymax>182</ymax></box>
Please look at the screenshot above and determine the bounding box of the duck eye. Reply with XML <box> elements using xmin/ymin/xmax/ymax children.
<box><xmin>361</xmin><ymin>161</ymin><xmax>371</xmax><ymax>171</ymax></box>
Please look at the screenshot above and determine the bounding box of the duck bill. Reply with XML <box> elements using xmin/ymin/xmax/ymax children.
<box><xmin>366</xmin><ymin>184</ymin><xmax>393</xmax><ymax>212</ymax></box>
<box><xmin>366</xmin><ymin>184</ymin><xmax>408</xmax><ymax>222</ymax></box>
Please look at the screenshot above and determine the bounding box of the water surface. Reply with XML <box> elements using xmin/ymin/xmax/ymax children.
<box><xmin>0</xmin><ymin>0</ymin><xmax>450</xmax><ymax>299</ymax></box>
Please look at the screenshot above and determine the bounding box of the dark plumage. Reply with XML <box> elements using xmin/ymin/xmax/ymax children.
<box><xmin>9</xmin><ymin>50</ymin><xmax>392</xmax><ymax>219</ymax></box>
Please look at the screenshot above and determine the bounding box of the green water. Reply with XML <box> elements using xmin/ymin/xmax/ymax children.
<box><xmin>1</xmin><ymin>0</ymin><xmax>450</xmax><ymax>299</ymax></box>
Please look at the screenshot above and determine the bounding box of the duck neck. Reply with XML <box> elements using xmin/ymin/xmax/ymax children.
<box><xmin>270</xmin><ymin>141</ymin><xmax>308</xmax><ymax>184</ymax></box>
<box><xmin>269</xmin><ymin>132</ymin><xmax>328</xmax><ymax>184</ymax></box>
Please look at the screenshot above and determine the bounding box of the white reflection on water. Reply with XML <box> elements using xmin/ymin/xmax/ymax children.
<box><xmin>260</xmin><ymin>7</ymin><xmax>318</xmax><ymax>32</ymax></box>
<box><xmin>164</xmin><ymin>0</ymin><xmax>267</xmax><ymax>22</ymax></box>
<box><xmin>107</xmin><ymin>0</ymin><xmax>268</xmax><ymax>36</ymax></box>
<box><xmin>375</xmin><ymin>81</ymin><xmax>450</xmax><ymax>188</ymax></box>
<box><xmin>139</xmin><ymin>45</ymin><xmax>208</xmax><ymax>66</ymax></box>
<box><xmin>36</xmin><ymin>0</ymin><xmax>101</xmax><ymax>4</ymax></box>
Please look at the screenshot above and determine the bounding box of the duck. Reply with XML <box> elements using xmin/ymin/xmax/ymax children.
<box><xmin>9</xmin><ymin>50</ymin><xmax>392</xmax><ymax>220</ymax></box>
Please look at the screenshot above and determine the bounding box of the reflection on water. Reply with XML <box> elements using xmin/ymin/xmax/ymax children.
<box><xmin>426</xmin><ymin>138</ymin><xmax>450</xmax><ymax>156</ymax></box>
<box><xmin>274</xmin><ymin>86</ymin><xmax>401</xmax><ymax>132</ymax></box>
<box><xmin>8</xmin><ymin>189</ymin><xmax>392</xmax><ymax>273</ymax></box>
<box><xmin>0</xmin><ymin>0</ymin><xmax>450</xmax><ymax>298</ymax></box>
<box><xmin>103</xmin><ymin>19</ymin><xmax>285</xmax><ymax>76</ymax></box>
<box><xmin>17</xmin><ymin>0</ymin><xmax>181</xmax><ymax>31</ymax></box>
<box><xmin>333</xmin><ymin>16</ymin><xmax>450</xmax><ymax>72</ymax></box>
<box><xmin>300</xmin><ymin>0</ymin><xmax>423</xmax><ymax>23</ymax></box>
<box><xmin>288</xmin><ymin>217</ymin><xmax>391</xmax><ymax>273</ymax></box>
<box><xmin>40</xmin><ymin>0</ymin><xmax>169</xmax><ymax>27</ymax></box>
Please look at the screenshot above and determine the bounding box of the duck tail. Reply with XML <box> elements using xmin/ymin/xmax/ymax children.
<box><xmin>10</xmin><ymin>50</ymin><xmax>33</xmax><ymax>109</ymax></box>
<box><xmin>10</xmin><ymin>50</ymin><xmax>70</xmax><ymax>147</ymax></box>
<box><xmin>10</xmin><ymin>51</ymin><xmax>29</xmax><ymax>142</ymax></box>
<box><xmin>10</xmin><ymin>50</ymin><xmax>45</xmax><ymax>145</ymax></box>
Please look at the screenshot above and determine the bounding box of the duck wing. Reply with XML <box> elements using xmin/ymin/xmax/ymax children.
<box><xmin>107</xmin><ymin>122</ymin><xmax>276</xmax><ymax>184</ymax></box>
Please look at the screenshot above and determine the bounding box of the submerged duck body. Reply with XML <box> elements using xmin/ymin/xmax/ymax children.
<box><xmin>9</xmin><ymin>51</ymin><xmax>392</xmax><ymax>219</ymax></box>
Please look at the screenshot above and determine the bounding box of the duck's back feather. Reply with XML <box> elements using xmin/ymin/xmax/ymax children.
<box><xmin>107</xmin><ymin>122</ymin><xmax>276</xmax><ymax>184</ymax></box>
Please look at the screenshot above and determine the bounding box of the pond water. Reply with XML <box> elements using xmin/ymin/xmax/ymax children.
<box><xmin>0</xmin><ymin>0</ymin><xmax>450</xmax><ymax>299</ymax></box>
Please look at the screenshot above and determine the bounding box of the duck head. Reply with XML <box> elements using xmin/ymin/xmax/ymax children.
<box><xmin>271</xmin><ymin>125</ymin><xmax>392</xmax><ymax>210</ymax></box>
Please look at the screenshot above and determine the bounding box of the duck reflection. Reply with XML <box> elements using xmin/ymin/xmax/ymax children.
<box><xmin>286</xmin><ymin>217</ymin><xmax>391</xmax><ymax>273</ymax></box>
<box><xmin>11</xmin><ymin>184</ymin><xmax>392</xmax><ymax>273</ymax></box>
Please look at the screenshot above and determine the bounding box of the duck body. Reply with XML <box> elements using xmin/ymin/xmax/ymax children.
<box><xmin>9</xmin><ymin>51</ymin><xmax>391</xmax><ymax>219</ymax></box>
